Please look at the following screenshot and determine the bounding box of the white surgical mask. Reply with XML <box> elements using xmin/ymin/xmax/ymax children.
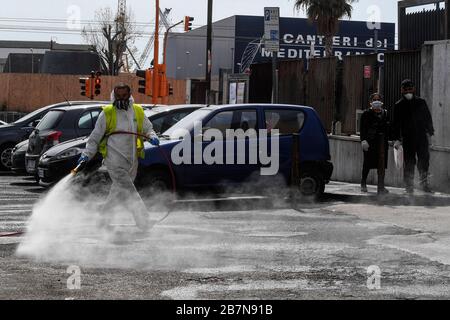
<box><xmin>371</xmin><ymin>101</ymin><xmax>384</xmax><ymax>110</ymax></box>
<box><xmin>404</xmin><ymin>93</ymin><xmax>414</xmax><ymax>100</ymax></box>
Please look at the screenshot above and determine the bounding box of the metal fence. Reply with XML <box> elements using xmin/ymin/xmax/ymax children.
<box><xmin>250</xmin><ymin>54</ymin><xmax>379</xmax><ymax>134</ymax></box>
<box><xmin>0</xmin><ymin>111</ymin><xmax>26</xmax><ymax>123</ymax></box>
<box><xmin>399</xmin><ymin>7</ymin><xmax>445</xmax><ymax>50</ymax></box>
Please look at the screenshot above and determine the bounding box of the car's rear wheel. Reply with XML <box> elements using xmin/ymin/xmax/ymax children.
<box><xmin>298</xmin><ymin>170</ymin><xmax>325</xmax><ymax>200</ymax></box>
<box><xmin>137</xmin><ymin>169</ymin><xmax>172</xmax><ymax>194</ymax></box>
<box><xmin>0</xmin><ymin>143</ymin><xmax>14</xmax><ymax>171</ymax></box>
<box><xmin>136</xmin><ymin>169</ymin><xmax>175</xmax><ymax>212</ymax></box>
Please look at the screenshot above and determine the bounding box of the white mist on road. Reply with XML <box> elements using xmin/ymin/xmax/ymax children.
<box><xmin>15</xmin><ymin>173</ymin><xmax>186</xmax><ymax>269</ymax></box>
<box><xmin>15</xmin><ymin>170</ymin><xmax>320</xmax><ymax>273</ymax></box>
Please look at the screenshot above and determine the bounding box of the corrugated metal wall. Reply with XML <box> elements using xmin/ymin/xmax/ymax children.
<box><xmin>382</xmin><ymin>50</ymin><xmax>421</xmax><ymax>119</ymax></box>
<box><xmin>250</xmin><ymin>55</ymin><xmax>379</xmax><ymax>134</ymax></box>
<box><xmin>400</xmin><ymin>8</ymin><xmax>445</xmax><ymax>50</ymax></box>
<box><xmin>339</xmin><ymin>54</ymin><xmax>378</xmax><ymax>133</ymax></box>
<box><xmin>306</xmin><ymin>57</ymin><xmax>337</xmax><ymax>133</ymax></box>
<box><xmin>278</xmin><ymin>60</ymin><xmax>307</xmax><ymax>106</ymax></box>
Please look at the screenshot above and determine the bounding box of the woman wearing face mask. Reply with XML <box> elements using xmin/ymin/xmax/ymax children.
<box><xmin>359</xmin><ymin>93</ymin><xmax>390</xmax><ymax>194</ymax></box>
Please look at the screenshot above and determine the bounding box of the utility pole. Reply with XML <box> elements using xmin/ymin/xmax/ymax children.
<box><xmin>446</xmin><ymin>0</ymin><xmax>450</xmax><ymax>39</ymax></box>
<box><xmin>153</xmin><ymin>0</ymin><xmax>160</xmax><ymax>104</ymax></box>
<box><xmin>205</xmin><ymin>0</ymin><xmax>213</xmax><ymax>104</ymax></box>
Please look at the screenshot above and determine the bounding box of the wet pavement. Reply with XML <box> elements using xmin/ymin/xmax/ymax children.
<box><xmin>1</xmin><ymin>172</ymin><xmax>450</xmax><ymax>299</ymax></box>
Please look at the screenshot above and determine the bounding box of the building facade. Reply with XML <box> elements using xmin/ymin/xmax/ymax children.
<box><xmin>166</xmin><ymin>15</ymin><xmax>396</xmax><ymax>80</ymax></box>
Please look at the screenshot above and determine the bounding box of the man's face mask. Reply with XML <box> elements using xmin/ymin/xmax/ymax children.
<box><xmin>404</xmin><ymin>93</ymin><xmax>414</xmax><ymax>101</ymax></box>
<box><xmin>113</xmin><ymin>89</ymin><xmax>131</xmax><ymax>110</ymax></box>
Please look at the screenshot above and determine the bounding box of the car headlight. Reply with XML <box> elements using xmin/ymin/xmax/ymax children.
<box><xmin>54</xmin><ymin>147</ymin><xmax>83</xmax><ymax>160</ymax></box>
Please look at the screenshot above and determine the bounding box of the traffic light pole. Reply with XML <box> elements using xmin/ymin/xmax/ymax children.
<box><xmin>205</xmin><ymin>0</ymin><xmax>213</xmax><ymax>104</ymax></box>
<box><xmin>89</xmin><ymin>72</ymin><xmax>95</xmax><ymax>100</ymax></box>
<box><xmin>153</xmin><ymin>0</ymin><xmax>160</xmax><ymax>104</ymax></box>
<box><xmin>163</xmin><ymin>20</ymin><xmax>184</xmax><ymax>65</ymax></box>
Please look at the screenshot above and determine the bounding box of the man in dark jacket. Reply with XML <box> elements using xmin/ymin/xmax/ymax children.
<box><xmin>392</xmin><ymin>79</ymin><xmax>435</xmax><ymax>194</ymax></box>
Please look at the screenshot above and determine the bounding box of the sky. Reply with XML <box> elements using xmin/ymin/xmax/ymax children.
<box><xmin>0</xmin><ymin>0</ymin><xmax>425</xmax><ymax>66</ymax></box>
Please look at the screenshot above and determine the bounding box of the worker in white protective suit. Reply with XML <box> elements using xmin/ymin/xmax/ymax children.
<box><xmin>78</xmin><ymin>83</ymin><xmax>160</xmax><ymax>231</ymax></box>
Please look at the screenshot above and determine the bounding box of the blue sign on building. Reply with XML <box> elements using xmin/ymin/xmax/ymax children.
<box><xmin>234</xmin><ymin>16</ymin><xmax>396</xmax><ymax>73</ymax></box>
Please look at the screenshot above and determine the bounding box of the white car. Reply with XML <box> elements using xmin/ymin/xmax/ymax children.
<box><xmin>0</xmin><ymin>120</ymin><xmax>7</xmax><ymax>126</ymax></box>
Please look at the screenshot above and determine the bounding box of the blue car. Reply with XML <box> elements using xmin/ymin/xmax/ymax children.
<box><xmin>136</xmin><ymin>104</ymin><xmax>333</xmax><ymax>197</ymax></box>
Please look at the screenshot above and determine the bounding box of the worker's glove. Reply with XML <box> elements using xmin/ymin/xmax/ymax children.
<box><xmin>394</xmin><ymin>140</ymin><xmax>402</xmax><ymax>150</ymax></box>
<box><xmin>77</xmin><ymin>154</ymin><xmax>89</xmax><ymax>165</ymax></box>
<box><xmin>150</xmin><ymin>137</ymin><xmax>160</xmax><ymax>146</ymax></box>
<box><xmin>361</xmin><ymin>140</ymin><xmax>370</xmax><ymax>152</ymax></box>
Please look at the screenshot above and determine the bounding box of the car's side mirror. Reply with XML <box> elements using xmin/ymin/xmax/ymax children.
<box><xmin>30</xmin><ymin>119</ymin><xmax>41</xmax><ymax>128</ymax></box>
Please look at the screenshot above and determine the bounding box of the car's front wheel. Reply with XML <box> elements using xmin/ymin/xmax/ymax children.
<box><xmin>0</xmin><ymin>143</ymin><xmax>14</xmax><ymax>171</ymax></box>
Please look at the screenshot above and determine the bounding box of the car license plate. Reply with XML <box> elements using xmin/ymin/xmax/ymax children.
<box><xmin>38</xmin><ymin>168</ymin><xmax>46</xmax><ymax>178</ymax></box>
<box><xmin>27</xmin><ymin>160</ymin><xmax>35</xmax><ymax>171</ymax></box>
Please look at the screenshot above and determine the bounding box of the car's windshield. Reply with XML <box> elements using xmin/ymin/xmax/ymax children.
<box><xmin>13</xmin><ymin>105</ymin><xmax>55</xmax><ymax>125</ymax></box>
<box><xmin>163</xmin><ymin>109</ymin><xmax>212</xmax><ymax>137</ymax></box>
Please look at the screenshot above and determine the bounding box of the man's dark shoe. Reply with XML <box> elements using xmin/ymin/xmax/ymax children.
<box><xmin>361</xmin><ymin>180</ymin><xmax>368</xmax><ymax>193</ymax></box>
<box><xmin>422</xmin><ymin>185</ymin><xmax>434</xmax><ymax>194</ymax></box>
<box><xmin>377</xmin><ymin>188</ymin><xmax>390</xmax><ymax>195</ymax></box>
<box><xmin>405</xmin><ymin>187</ymin><xmax>414</xmax><ymax>194</ymax></box>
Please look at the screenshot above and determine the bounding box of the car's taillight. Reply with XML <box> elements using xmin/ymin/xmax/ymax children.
<box><xmin>46</xmin><ymin>131</ymin><xmax>62</xmax><ymax>145</ymax></box>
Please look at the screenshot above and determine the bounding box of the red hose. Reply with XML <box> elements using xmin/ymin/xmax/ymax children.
<box><xmin>0</xmin><ymin>231</ymin><xmax>24</xmax><ymax>238</ymax></box>
<box><xmin>107</xmin><ymin>131</ymin><xmax>177</xmax><ymax>193</ymax></box>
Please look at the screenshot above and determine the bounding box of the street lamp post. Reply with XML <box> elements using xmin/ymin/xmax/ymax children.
<box><xmin>185</xmin><ymin>51</ymin><xmax>191</xmax><ymax>79</ymax></box>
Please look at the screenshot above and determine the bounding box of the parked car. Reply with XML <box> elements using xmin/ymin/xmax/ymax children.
<box><xmin>135</xmin><ymin>104</ymin><xmax>333</xmax><ymax>198</ymax></box>
<box><xmin>0</xmin><ymin>120</ymin><xmax>8</xmax><ymax>126</ymax></box>
<box><xmin>10</xmin><ymin>140</ymin><xmax>29</xmax><ymax>174</ymax></box>
<box><xmin>0</xmin><ymin>101</ymin><xmax>104</xmax><ymax>171</ymax></box>
<box><xmin>37</xmin><ymin>104</ymin><xmax>204</xmax><ymax>184</ymax></box>
<box><xmin>25</xmin><ymin>104</ymin><xmax>107</xmax><ymax>179</ymax></box>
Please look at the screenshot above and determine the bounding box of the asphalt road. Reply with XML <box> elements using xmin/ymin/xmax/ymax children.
<box><xmin>1</xmin><ymin>172</ymin><xmax>450</xmax><ymax>300</ymax></box>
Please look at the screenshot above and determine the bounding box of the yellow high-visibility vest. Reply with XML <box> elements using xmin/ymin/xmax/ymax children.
<box><xmin>98</xmin><ymin>104</ymin><xmax>146</xmax><ymax>159</ymax></box>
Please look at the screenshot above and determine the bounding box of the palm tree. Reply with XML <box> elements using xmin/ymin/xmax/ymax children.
<box><xmin>295</xmin><ymin>0</ymin><xmax>356</xmax><ymax>57</ymax></box>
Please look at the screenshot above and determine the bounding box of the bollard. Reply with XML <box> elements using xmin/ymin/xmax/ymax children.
<box><xmin>291</xmin><ymin>133</ymin><xmax>301</xmax><ymax>196</ymax></box>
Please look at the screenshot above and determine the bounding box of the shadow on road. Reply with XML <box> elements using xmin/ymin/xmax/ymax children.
<box><xmin>168</xmin><ymin>191</ymin><xmax>450</xmax><ymax>213</ymax></box>
<box><xmin>322</xmin><ymin>192</ymin><xmax>450</xmax><ymax>208</ymax></box>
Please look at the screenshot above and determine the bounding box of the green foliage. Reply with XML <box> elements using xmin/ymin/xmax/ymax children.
<box><xmin>294</xmin><ymin>0</ymin><xmax>357</xmax><ymax>56</ymax></box>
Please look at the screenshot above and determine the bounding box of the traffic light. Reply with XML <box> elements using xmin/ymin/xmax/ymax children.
<box><xmin>136</xmin><ymin>69</ymin><xmax>152</xmax><ymax>96</ymax></box>
<box><xmin>169</xmin><ymin>84</ymin><xmax>174</xmax><ymax>95</ymax></box>
<box><xmin>79</xmin><ymin>78</ymin><xmax>91</xmax><ymax>98</ymax></box>
<box><xmin>184</xmin><ymin>16</ymin><xmax>194</xmax><ymax>32</ymax></box>
<box><xmin>94</xmin><ymin>72</ymin><xmax>102</xmax><ymax>96</ymax></box>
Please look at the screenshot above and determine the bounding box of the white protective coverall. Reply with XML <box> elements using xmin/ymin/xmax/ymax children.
<box><xmin>83</xmin><ymin>97</ymin><xmax>158</xmax><ymax>230</ymax></box>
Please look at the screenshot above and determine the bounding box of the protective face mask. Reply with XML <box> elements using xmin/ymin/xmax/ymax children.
<box><xmin>404</xmin><ymin>93</ymin><xmax>414</xmax><ymax>100</ymax></box>
<box><xmin>371</xmin><ymin>101</ymin><xmax>384</xmax><ymax>110</ymax></box>
<box><xmin>114</xmin><ymin>99</ymin><xmax>130</xmax><ymax>110</ymax></box>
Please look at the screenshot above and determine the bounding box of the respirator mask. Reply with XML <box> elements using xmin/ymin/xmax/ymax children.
<box><xmin>111</xmin><ymin>90</ymin><xmax>131</xmax><ymax>110</ymax></box>
<box><xmin>114</xmin><ymin>98</ymin><xmax>130</xmax><ymax>110</ymax></box>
